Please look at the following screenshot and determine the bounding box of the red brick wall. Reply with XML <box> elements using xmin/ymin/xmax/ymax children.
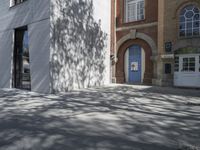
<box><xmin>112</xmin><ymin>0</ymin><xmax>158</xmax><ymax>84</ymax></box>
<box><xmin>110</xmin><ymin>0</ymin><xmax>115</xmax><ymax>55</ymax></box>
<box><xmin>116</xmin><ymin>0</ymin><xmax>158</xmax><ymax>28</ymax></box>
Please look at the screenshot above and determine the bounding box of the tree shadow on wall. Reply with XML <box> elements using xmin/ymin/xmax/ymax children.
<box><xmin>50</xmin><ymin>0</ymin><xmax>108</xmax><ymax>93</ymax></box>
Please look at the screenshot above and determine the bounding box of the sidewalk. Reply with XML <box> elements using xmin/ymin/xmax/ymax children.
<box><xmin>0</xmin><ymin>85</ymin><xmax>199</xmax><ymax>150</ymax></box>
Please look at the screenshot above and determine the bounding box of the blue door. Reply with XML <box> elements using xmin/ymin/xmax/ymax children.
<box><xmin>128</xmin><ymin>45</ymin><xmax>142</xmax><ymax>83</ymax></box>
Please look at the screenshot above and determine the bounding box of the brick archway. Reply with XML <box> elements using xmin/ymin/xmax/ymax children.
<box><xmin>116</xmin><ymin>39</ymin><xmax>153</xmax><ymax>84</ymax></box>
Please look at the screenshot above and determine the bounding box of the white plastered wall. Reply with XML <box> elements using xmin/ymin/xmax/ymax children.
<box><xmin>29</xmin><ymin>20</ymin><xmax>50</xmax><ymax>93</ymax></box>
<box><xmin>0</xmin><ymin>0</ymin><xmax>51</xmax><ymax>93</ymax></box>
<box><xmin>50</xmin><ymin>0</ymin><xmax>111</xmax><ymax>92</ymax></box>
<box><xmin>0</xmin><ymin>30</ymin><xmax>13</xmax><ymax>88</ymax></box>
<box><xmin>93</xmin><ymin>0</ymin><xmax>111</xmax><ymax>85</ymax></box>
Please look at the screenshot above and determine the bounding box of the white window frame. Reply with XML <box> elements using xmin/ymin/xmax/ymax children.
<box><xmin>179</xmin><ymin>5</ymin><xmax>200</xmax><ymax>38</ymax></box>
<box><xmin>10</xmin><ymin>0</ymin><xmax>26</xmax><ymax>7</ymax></box>
<box><xmin>181</xmin><ymin>56</ymin><xmax>196</xmax><ymax>72</ymax></box>
<box><xmin>125</xmin><ymin>0</ymin><xmax>145</xmax><ymax>23</ymax></box>
<box><xmin>175</xmin><ymin>54</ymin><xmax>200</xmax><ymax>73</ymax></box>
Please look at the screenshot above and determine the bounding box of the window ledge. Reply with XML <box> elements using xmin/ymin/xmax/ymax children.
<box><xmin>123</xmin><ymin>19</ymin><xmax>145</xmax><ymax>24</ymax></box>
<box><xmin>178</xmin><ymin>36</ymin><xmax>200</xmax><ymax>40</ymax></box>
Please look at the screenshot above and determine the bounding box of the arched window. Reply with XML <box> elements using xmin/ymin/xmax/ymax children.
<box><xmin>179</xmin><ymin>5</ymin><xmax>200</xmax><ymax>37</ymax></box>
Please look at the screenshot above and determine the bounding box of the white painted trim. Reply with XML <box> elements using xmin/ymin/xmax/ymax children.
<box><xmin>116</xmin><ymin>22</ymin><xmax>158</xmax><ymax>31</ymax></box>
<box><xmin>141</xmin><ymin>48</ymin><xmax>145</xmax><ymax>83</ymax></box>
<box><xmin>125</xmin><ymin>0</ymin><xmax>145</xmax><ymax>23</ymax></box>
<box><xmin>124</xmin><ymin>48</ymin><xmax>129</xmax><ymax>83</ymax></box>
<box><xmin>174</xmin><ymin>54</ymin><xmax>200</xmax><ymax>87</ymax></box>
<box><xmin>10</xmin><ymin>30</ymin><xmax>15</xmax><ymax>88</ymax></box>
<box><xmin>116</xmin><ymin>31</ymin><xmax>157</xmax><ymax>58</ymax></box>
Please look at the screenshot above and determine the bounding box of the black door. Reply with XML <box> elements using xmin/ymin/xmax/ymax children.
<box><xmin>13</xmin><ymin>27</ymin><xmax>31</xmax><ymax>90</ymax></box>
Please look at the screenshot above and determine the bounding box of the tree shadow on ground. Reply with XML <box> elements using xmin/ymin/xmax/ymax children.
<box><xmin>0</xmin><ymin>85</ymin><xmax>200</xmax><ymax>150</ymax></box>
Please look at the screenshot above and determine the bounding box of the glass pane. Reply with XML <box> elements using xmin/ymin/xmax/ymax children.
<box><xmin>193</xmin><ymin>21</ymin><xmax>200</xmax><ymax>28</ymax></box>
<box><xmin>13</xmin><ymin>28</ymin><xmax>31</xmax><ymax>90</ymax></box>
<box><xmin>193</xmin><ymin>7</ymin><xmax>199</xmax><ymax>13</ymax></box>
<box><xmin>141</xmin><ymin>14</ymin><xmax>144</xmax><ymax>20</ymax></box>
<box><xmin>180</xmin><ymin>23</ymin><xmax>185</xmax><ymax>29</ymax></box>
<box><xmin>187</xmin><ymin>22</ymin><xmax>193</xmax><ymax>29</ymax></box>
<box><xmin>189</xmin><ymin>67</ymin><xmax>195</xmax><ymax>71</ymax></box>
<box><xmin>189</xmin><ymin>57</ymin><xmax>195</xmax><ymax>62</ymax></box>
<box><xmin>126</xmin><ymin>0</ymin><xmax>144</xmax><ymax>22</ymax></box>
<box><xmin>180</xmin><ymin>16</ymin><xmax>185</xmax><ymax>22</ymax></box>
<box><xmin>193</xmin><ymin>29</ymin><xmax>200</xmax><ymax>35</ymax></box>
<box><xmin>180</xmin><ymin>30</ymin><xmax>185</xmax><ymax>37</ymax></box>
<box><xmin>185</xmin><ymin>10</ymin><xmax>194</xmax><ymax>18</ymax></box>
<box><xmin>22</xmin><ymin>31</ymin><xmax>31</xmax><ymax>89</ymax></box>
<box><xmin>186</xmin><ymin>29</ymin><xmax>193</xmax><ymax>36</ymax></box>
<box><xmin>140</xmin><ymin>1</ymin><xmax>144</xmax><ymax>6</ymax></box>
<box><xmin>186</xmin><ymin>5</ymin><xmax>193</xmax><ymax>11</ymax></box>
<box><xmin>183</xmin><ymin>58</ymin><xmax>189</xmax><ymax>72</ymax></box>
<box><xmin>189</xmin><ymin>57</ymin><xmax>195</xmax><ymax>72</ymax></box>
<box><xmin>140</xmin><ymin>9</ymin><xmax>143</xmax><ymax>14</ymax></box>
<box><xmin>174</xmin><ymin>57</ymin><xmax>179</xmax><ymax>72</ymax></box>
<box><xmin>180</xmin><ymin>9</ymin><xmax>186</xmax><ymax>15</ymax></box>
<box><xmin>194</xmin><ymin>14</ymin><xmax>200</xmax><ymax>20</ymax></box>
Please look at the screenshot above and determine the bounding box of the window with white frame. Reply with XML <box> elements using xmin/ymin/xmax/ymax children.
<box><xmin>125</xmin><ymin>0</ymin><xmax>145</xmax><ymax>23</ymax></box>
<box><xmin>10</xmin><ymin>0</ymin><xmax>26</xmax><ymax>7</ymax></box>
<box><xmin>174</xmin><ymin>56</ymin><xmax>179</xmax><ymax>72</ymax></box>
<box><xmin>179</xmin><ymin>5</ymin><xmax>200</xmax><ymax>37</ymax></box>
<box><xmin>182</xmin><ymin>57</ymin><xmax>196</xmax><ymax>72</ymax></box>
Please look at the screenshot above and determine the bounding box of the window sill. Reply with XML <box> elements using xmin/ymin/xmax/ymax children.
<box><xmin>123</xmin><ymin>19</ymin><xmax>145</xmax><ymax>25</ymax></box>
<box><xmin>178</xmin><ymin>35</ymin><xmax>200</xmax><ymax>40</ymax></box>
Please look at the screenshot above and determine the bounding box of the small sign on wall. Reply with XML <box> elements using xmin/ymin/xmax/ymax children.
<box><xmin>131</xmin><ymin>62</ymin><xmax>138</xmax><ymax>72</ymax></box>
<box><xmin>165</xmin><ymin>42</ymin><xmax>172</xmax><ymax>53</ymax></box>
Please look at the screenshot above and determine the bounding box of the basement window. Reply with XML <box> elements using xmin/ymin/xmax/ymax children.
<box><xmin>164</xmin><ymin>63</ymin><xmax>172</xmax><ymax>74</ymax></box>
<box><xmin>10</xmin><ymin>0</ymin><xmax>26</xmax><ymax>7</ymax></box>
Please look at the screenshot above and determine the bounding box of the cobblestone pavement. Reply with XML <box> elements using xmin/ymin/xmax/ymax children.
<box><xmin>0</xmin><ymin>85</ymin><xmax>200</xmax><ymax>150</ymax></box>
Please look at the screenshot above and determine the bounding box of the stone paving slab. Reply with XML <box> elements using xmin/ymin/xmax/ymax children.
<box><xmin>0</xmin><ymin>84</ymin><xmax>200</xmax><ymax>150</ymax></box>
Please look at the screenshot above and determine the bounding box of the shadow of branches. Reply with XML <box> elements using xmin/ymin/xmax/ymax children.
<box><xmin>50</xmin><ymin>0</ymin><xmax>108</xmax><ymax>93</ymax></box>
<box><xmin>0</xmin><ymin>85</ymin><xmax>200</xmax><ymax>150</ymax></box>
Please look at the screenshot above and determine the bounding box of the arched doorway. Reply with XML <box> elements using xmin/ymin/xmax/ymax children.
<box><xmin>116</xmin><ymin>38</ymin><xmax>153</xmax><ymax>84</ymax></box>
<box><xmin>124</xmin><ymin>45</ymin><xmax>145</xmax><ymax>84</ymax></box>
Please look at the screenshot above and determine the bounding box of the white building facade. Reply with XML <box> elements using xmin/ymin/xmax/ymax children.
<box><xmin>0</xmin><ymin>0</ymin><xmax>111</xmax><ymax>93</ymax></box>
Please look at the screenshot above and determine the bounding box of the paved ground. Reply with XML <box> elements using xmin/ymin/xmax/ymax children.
<box><xmin>0</xmin><ymin>85</ymin><xmax>200</xmax><ymax>150</ymax></box>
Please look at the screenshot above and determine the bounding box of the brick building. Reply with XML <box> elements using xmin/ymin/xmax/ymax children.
<box><xmin>111</xmin><ymin>0</ymin><xmax>200</xmax><ymax>88</ymax></box>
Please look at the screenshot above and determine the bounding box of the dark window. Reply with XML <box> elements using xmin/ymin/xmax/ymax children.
<box><xmin>165</xmin><ymin>63</ymin><xmax>171</xmax><ymax>74</ymax></box>
<box><xmin>13</xmin><ymin>26</ymin><xmax>31</xmax><ymax>90</ymax></box>
<box><xmin>174</xmin><ymin>57</ymin><xmax>179</xmax><ymax>72</ymax></box>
